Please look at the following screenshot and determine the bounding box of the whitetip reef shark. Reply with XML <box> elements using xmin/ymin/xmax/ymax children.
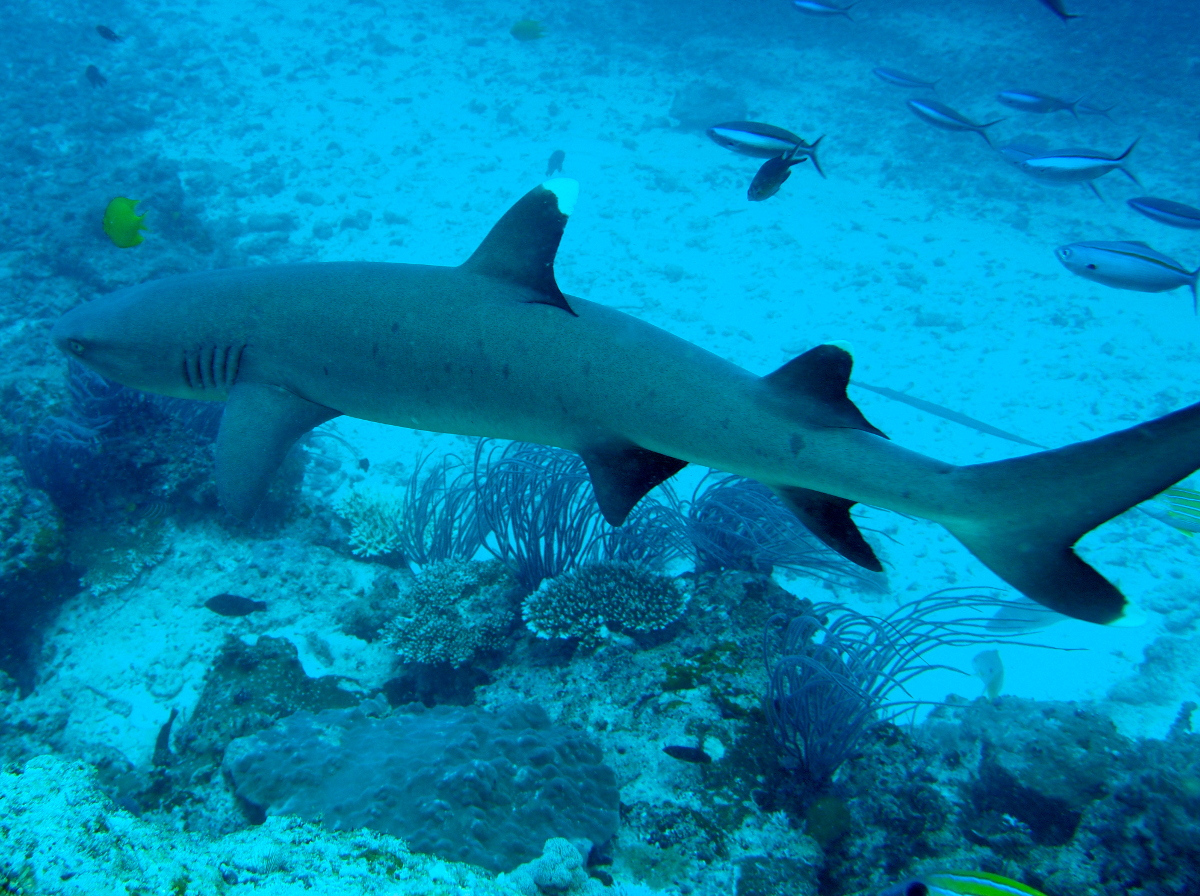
<box><xmin>52</xmin><ymin>179</ymin><xmax>1200</xmax><ymax>625</ymax></box>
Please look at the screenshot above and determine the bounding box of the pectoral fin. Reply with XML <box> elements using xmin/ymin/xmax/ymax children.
<box><xmin>217</xmin><ymin>382</ymin><xmax>340</xmax><ymax>519</ymax></box>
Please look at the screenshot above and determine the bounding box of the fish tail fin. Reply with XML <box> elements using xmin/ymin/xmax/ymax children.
<box><xmin>978</xmin><ymin>118</ymin><xmax>1006</xmax><ymax>147</ymax></box>
<box><xmin>941</xmin><ymin>400</ymin><xmax>1200</xmax><ymax>623</ymax></box>
<box><xmin>806</xmin><ymin>136</ymin><xmax>826</xmax><ymax>178</ymax></box>
<box><xmin>1081</xmin><ymin>100</ymin><xmax>1115</xmax><ymax>120</ymax></box>
<box><xmin>1118</xmin><ymin>136</ymin><xmax>1140</xmax><ymax>160</ymax></box>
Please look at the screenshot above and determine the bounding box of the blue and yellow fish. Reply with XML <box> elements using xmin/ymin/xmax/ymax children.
<box><xmin>883</xmin><ymin>870</ymin><xmax>1048</xmax><ymax>896</ymax></box>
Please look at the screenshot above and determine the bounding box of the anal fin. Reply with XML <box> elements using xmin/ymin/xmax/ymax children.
<box><xmin>772</xmin><ymin>485</ymin><xmax>883</xmax><ymax>572</ymax></box>
<box><xmin>217</xmin><ymin>382</ymin><xmax>340</xmax><ymax>519</ymax></box>
<box><xmin>579</xmin><ymin>442</ymin><xmax>687</xmax><ymax>526</ymax></box>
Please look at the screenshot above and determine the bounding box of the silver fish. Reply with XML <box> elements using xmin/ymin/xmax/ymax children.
<box><xmin>1018</xmin><ymin>140</ymin><xmax>1139</xmax><ymax>193</ymax></box>
<box><xmin>792</xmin><ymin>0</ymin><xmax>855</xmax><ymax>18</ymax></box>
<box><xmin>906</xmin><ymin>99</ymin><xmax>1005</xmax><ymax>146</ymax></box>
<box><xmin>873</xmin><ymin>68</ymin><xmax>938</xmax><ymax>91</ymax></box>
<box><xmin>997</xmin><ymin>89</ymin><xmax>1110</xmax><ymax>119</ymax></box>
<box><xmin>1127</xmin><ymin>197</ymin><xmax>1200</xmax><ymax>230</ymax></box>
<box><xmin>708</xmin><ymin>121</ymin><xmax>803</xmax><ymax>159</ymax></box>
<box><xmin>1055</xmin><ymin>240</ymin><xmax>1200</xmax><ymax>311</ymax></box>
<box><xmin>708</xmin><ymin>122</ymin><xmax>825</xmax><ymax>177</ymax></box>
<box><xmin>1000</xmin><ymin>143</ymin><xmax>1102</xmax><ymax>198</ymax></box>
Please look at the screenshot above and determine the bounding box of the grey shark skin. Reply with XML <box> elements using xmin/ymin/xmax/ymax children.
<box><xmin>51</xmin><ymin>179</ymin><xmax>1200</xmax><ymax>625</ymax></box>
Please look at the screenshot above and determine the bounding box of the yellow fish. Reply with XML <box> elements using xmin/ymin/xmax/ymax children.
<box><xmin>102</xmin><ymin>197</ymin><xmax>148</xmax><ymax>248</ymax></box>
<box><xmin>1139</xmin><ymin>486</ymin><xmax>1200</xmax><ymax>536</ymax></box>
<box><xmin>883</xmin><ymin>870</ymin><xmax>1048</xmax><ymax>896</ymax></box>
<box><xmin>510</xmin><ymin>19</ymin><xmax>545</xmax><ymax>41</ymax></box>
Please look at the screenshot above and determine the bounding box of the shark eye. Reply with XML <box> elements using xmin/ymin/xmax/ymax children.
<box><xmin>68</xmin><ymin>339</ymin><xmax>85</xmax><ymax>354</ymax></box>
<box><xmin>1086</xmin><ymin>264</ymin><xmax>1097</xmax><ymax>270</ymax></box>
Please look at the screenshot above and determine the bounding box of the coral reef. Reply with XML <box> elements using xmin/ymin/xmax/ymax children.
<box><xmin>522</xmin><ymin>561</ymin><xmax>690</xmax><ymax>649</ymax></box>
<box><xmin>498</xmin><ymin>838</ymin><xmax>604</xmax><ymax>896</ymax></box>
<box><xmin>336</xmin><ymin>487</ymin><xmax>404</xmax><ymax>558</ymax></box>
<box><xmin>0</xmin><ymin>754</ymin><xmax>511</xmax><ymax>896</ymax></box>
<box><xmin>223</xmin><ymin>698</ymin><xmax>620</xmax><ymax>872</ymax></box>
<box><xmin>763</xmin><ymin>592</ymin><xmax>1015</xmax><ymax>791</ymax></box>
<box><xmin>474</xmin><ymin>441</ymin><xmax>615</xmax><ymax>590</ymax></box>
<box><xmin>0</xmin><ymin>453</ymin><xmax>63</xmax><ymax>580</ymax></box>
<box><xmin>15</xmin><ymin>362</ymin><xmax>220</xmax><ymax>521</ymax></box>
<box><xmin>380</xmin><ymin>559</ymin><xmax>520</xmax><ymax>667</ymax></box>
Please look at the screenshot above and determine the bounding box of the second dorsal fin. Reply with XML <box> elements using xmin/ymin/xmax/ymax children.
<box><xmin>764</xmin><ymin>343</ymin><xmax>886</xmax><ymax>438</ymax></box>
<box><xmin>460</xmin><ymin>179</ymin><xmax>579</xmax><ymax>316</ymax></box>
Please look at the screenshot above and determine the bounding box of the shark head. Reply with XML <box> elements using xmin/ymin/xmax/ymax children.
<box><xmin>51</xmin><ymin>272</ymin><xmax>240</xmax><ymax>400</ymax></box>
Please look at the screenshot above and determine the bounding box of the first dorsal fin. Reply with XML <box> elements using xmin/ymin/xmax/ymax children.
<box><xmin>764</xmin><ymin>343</ymin><xmax>887</xmax><ymax>438</ymax></box>
<box><xmin>460</xmin><ymin>179</ymin><xmax>579</xmax><ymax>316</ymax></box>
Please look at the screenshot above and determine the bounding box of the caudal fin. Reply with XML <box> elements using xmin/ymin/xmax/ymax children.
<box><xmin>943</xmin><ymin>400</ymin><xmax>1200</xmax><ymax>623</ymax></box>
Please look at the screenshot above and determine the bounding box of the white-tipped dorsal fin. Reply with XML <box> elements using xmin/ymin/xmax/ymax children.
<box><xmin>542</xmin><ymin>178</ymin><xmax>579</xmax><ymax>216</ymax></box>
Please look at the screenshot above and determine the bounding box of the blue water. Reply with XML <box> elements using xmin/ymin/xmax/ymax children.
<box><xmin>1</xmin><ymin>0</ymin><xmax>1198</xmax><ymax>894</ymax></box>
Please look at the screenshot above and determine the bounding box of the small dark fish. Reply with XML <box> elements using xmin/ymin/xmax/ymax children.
<box><xmin>1127</xmin><ymin>197</ymin><xmax>1200</xmax><ymax>230</ymax></box>
<box><xmin>357</xmin><ymin>456</ymin><xmax>371</xmax><ymax>471</ymax></box>
<box><xmin>205</xmin><ymin>593</ymin><xmax>267</xmax><ymax>617</ymax></box>
<box><xmin>546</xmin><ymin>149</ymin><xmax>565</xmax><ymax>176</ymax></box>
<box><xmin>906</xmin><ymin>99</ymin><xmax>1004</xmax><ymax>146</ymax></box>
<box><xmin>748</xmin><ymin>153</ymin><xmax>806</xmax><ymax>202</ymax></box>
<box><xmin>792</xmin><ymin>0</ymin><xmax>856</xmax><ymax>19</ymax></box>
<box><xmin>663</xmin><ymin>745</ymin><xmax>712</xmax><ymax>764</ymax></box>
<box><xmin>96</xmin><ymin>25</ymin><xmax>123</xmax><ymax>42</ymax></box>
<box><xmin>85</xmin><ymin>65</ymin><xmax>107</xmax><ymax>87</ymax></box>
<box><xmin>872</xmin><ymin>67</ymin><xmax>939</xmax><ymax>92</ymax></box>
<box><xmin>1036</xmin><ymin>0</ymin><xmax>1079</xmax><ymax>22</ymax></box>
<box><xmin>152</xmin><ymin>707</ymin><xmax>178</xmax><ymax>767</ymax></box>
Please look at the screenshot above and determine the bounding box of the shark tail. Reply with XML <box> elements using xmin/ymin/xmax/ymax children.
<box><xmin>941</xmin><ymin>400</ymin><xmax>1200</xmax><ymax>623</ymax></box>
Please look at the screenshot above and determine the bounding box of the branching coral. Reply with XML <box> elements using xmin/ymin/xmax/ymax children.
<box><xmin>522</xmin><ymin>561</ymin><xmax>690</xmax><ymax>648</ymax></box>
<box><xmin>335</xmin><ymin>488</ymin><xmax>404</xmax><ymax>558</ymax></box>
<box><xmin>381</xmin><ymin>560</ymin><xmax>519</xmax><ymax>667</ymax></box>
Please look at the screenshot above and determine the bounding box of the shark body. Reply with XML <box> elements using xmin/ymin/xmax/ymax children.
<box><xmin>52</xmin><ymin>180</ymin><xmax>1200</xmax><ymax>624</ymax></box>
